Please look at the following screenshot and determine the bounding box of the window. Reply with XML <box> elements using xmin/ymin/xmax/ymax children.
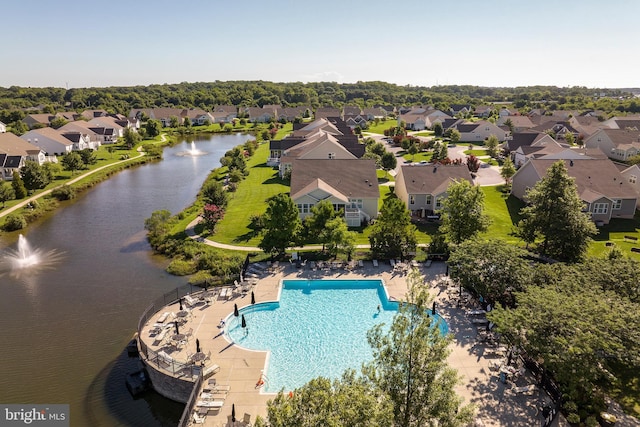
<box><xmin>630</xmin><ymin>175</ymin><xmax>637</xmax><ymax>184</ymax></box>
<box><xmin>348</xmin><ymin>198</ymin><xmax>363</xmax><ymax>209</ymax></box>
<box><xmin>426</xmin><ymin>195</ymin><xmax>432</xmax><ymax>205</ymax></box>
<box><xmin>593</xmin><ymin>203</ymin><xmax>608</xmax><ymax>215</ymax></box>
<box><xmin>435</xmin><ymin>197</ymin><xmax>443</xmax><ymax>209</ymax></box>
<box><xmin>328</xmin><ymin>152</ymin><xmax>335</xmax><ymax>159</ymax></box>
<box><xmin>612</xmin><ymin>199</ymin><xmax>622</xmax><ymax>210</ymax></box>
<box><xmin>409</xmin><ymin>195</ymin><xmax>415</xmax><ymax>205</ymax></box>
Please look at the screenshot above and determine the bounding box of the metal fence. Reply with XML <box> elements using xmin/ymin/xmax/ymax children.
<box><xmin>177</xmin><ymin>372</ymin><xmax>203</xmax><ymax>427</ymax></box>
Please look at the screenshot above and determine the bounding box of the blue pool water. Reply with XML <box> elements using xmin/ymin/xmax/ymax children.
<box><xmin>225</xmin><ymin>279</ymin><xmax>448</xmax><ymax>392</ymax></box>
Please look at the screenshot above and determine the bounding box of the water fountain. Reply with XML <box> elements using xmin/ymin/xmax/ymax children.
<box><xmin>178</xmin><ymin>141</ymin><xmax>206</xmax><ymax>157</ymax></box>
<box><xmin>8</xmin><ymin>234</ymin><xmax>40</xmax><ymax>269</ymax></box>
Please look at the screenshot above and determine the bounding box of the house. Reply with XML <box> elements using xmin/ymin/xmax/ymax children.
<box><xmin>344</xmin><ymin>114</ymin><xmax>367</xmax><ymax>129</ymax></box>
<box><xmin>278</xmin><ymin>106</ymin><xmax>311</xmax><ymax>122</ymax></box>
<box><xmin>399</xmin><ymin>112</ymin><xmax>427</xmax><ymax>131</ymax></box>
<box><xmin>244</xmin><ymin>107</ymin><xmax>275</xmax><ymax>123</ymax></box>
<box><xmin>129</xmin><ymin>108</ymin><xmax>185</xmax><ymax>126</ymax></box>
<box><xmin>23</xmin><ymin>113</ymin><xmax>55</xmax><ymax>129</ymax></box>
<box><xmin>290</xmin><ymin>159</ymin><xmax>379</xmax><ymax>227</ymax></box>
<box><xmin>583</xmin><ymin>129</ymin><xmax>640</xmax><ymax>162</ymax></box>
<box><xmin>615</xmin><ymin>163</ymin><xmax>640</xmax><ymax>208</ymax></box>
<box><xmin>0</xmin><ymin>133</ymin><xmax>46</xmax><ymax>180</ymax></box>
<box><xmin>87</xmin><ymin>117</ymin><xmax>126</xmax><ymax>139</ymax></box>
<box><xmin>21</xmin><ymin>128</ymin><xmax>75</xmax><ymax>156</ymax></box>
<box><xmin>315</xmin><ymin>107</ymin><xmax>342</xmax><ymax>120</ymax></box>
<box><xmin>395</xmin><ymin>164</ymin><xmax>474</xmax><ymax>217</ymax></box>
<box><xmin>79</xmin><ymin>109</ymin><xmax>109</xmax><ymax>120</ymax></box>
<box><xmin>58</xmin><ymin>121</ymin><xmax>104</xmax><ymax>148</ymax></box>
<box><xmin>511</xmin><ymin>158</ymin><xmax>638</xmax><ymax>224</ymax></box>
<box><xmin>363</xmin><ymin>107</ymin><xmax>388</xmax><ymax>120</ymax></box>
<box><xmin>601</xmin><ymin>116</ymin><xmax>640</xmax><ymax>131</ymax></box>
<box><xmin>0</xmin><ymin>121</ymin><xmax>6</xmax><ymax>133</ymax></box>
<box><xmin>474</xmin><ymin>105</ymin><xmax>494</xmax><ymax>118</ymax></box>
<box><xmin>449</xmin><ymin>104</ymin><xmax>472</xmax><ymax>117</ymax></box>
<box><xmin>342</xmin><ymin>105</ymin><xmax>362</xmax><ymax>116</ymax></box>
<box><xmin>504</xmin><ymin>131</ymin><xmax>557</xmax><ymax>153</ymax></box>
<box><xmin>496</xmin><ymin>115</ymin><xmax>535</xmax><ymax>132</ymax></box>
<box><xmin>455</xmin><ymin>121</ymin><xmax>509</xmax><ymax>142</ymax></box>
<box><xmin>531</xmin><ymin>121</ymin><xmax>580</xmax><ymax>142</ymax></box>
<box><xmin>568</xmin><ymin>115</ymin><xmax>603</xmax><ymax>139</ymax></box>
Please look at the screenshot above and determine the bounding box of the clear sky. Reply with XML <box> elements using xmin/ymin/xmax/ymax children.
<box><xmin>2</xmin><ymin>0</ymin><xmax>638</xmax><ymax>89</ymax></box>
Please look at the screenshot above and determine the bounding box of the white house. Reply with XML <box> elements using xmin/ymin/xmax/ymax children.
<box><xmin>21</xmin><ymin>128</ymin><xmax>74</xmax><ymax>156</ymax></box>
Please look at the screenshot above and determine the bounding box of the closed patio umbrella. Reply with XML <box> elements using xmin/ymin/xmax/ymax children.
<box><xmin>231</xmin><ymin>403</ymin><xmax>236</xmax><ymax>422</ymax></box>
<box><xmin>196</xmin><ymin>338</ymin><xmax>201</xmax><ymax>353</ymax></box>
<box><xmin>174</xmin><ymin>321</ymin><xmax>179</xmax><ymax>335</ymax></box>
<box><xmin>432</xmin><ymin>301</ymin><xmax>436</xmax><ymax>315</ymax></box>
<box><xmin>234</xmin><ymin>303</ymin><xmax>239</xmax><ymax>317</ymax></box>
<box><xmin>179</xmin><ymin>298</ymin><xmax>183</xmax><ymax>310</ymax></box>
<box><xmin>251</xmin><ymin>291</ymin><xmax>255</xmax><ymax>305</ymax></box>
<box><xmin>241</xmin><ymin>314</ymin><xmax>246</xmax><ymax>328</ymax></box>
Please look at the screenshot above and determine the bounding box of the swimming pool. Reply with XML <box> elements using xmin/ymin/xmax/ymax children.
<box><xmin>225</xmin><ymin>279</ymin><xmax>448</xmax><ymax>392</ymax></box>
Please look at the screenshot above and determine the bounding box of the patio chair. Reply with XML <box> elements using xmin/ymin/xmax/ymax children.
<box><xmin>243</xmin><ymin>413</ymin><xmax>253</xmax><ymax>427</ymax></box>
<box><xmin>192</xmin><ymin>411</ymin><xmax>206</xmax><ymax>424</ymax></box>
<box><xmin>372</xmin><ymin>259</ymin><xmax>378</xmax><ymax>267</ymax></box>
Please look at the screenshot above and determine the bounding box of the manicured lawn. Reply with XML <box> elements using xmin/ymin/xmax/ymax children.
<box><xmin>480</xmin><ymin>185</ymin><xmax>524</xmax><ymax>244</ymax></box>
<box><xmin>401</xmin><ymin>151</ymin><xmax>434</xmax><ymax>163</ymax></box>
<box><xmin>463</xmin><ymin>149</ymin><xmax>489</xmax><ymax>156</ymax></box>
<box><xmin>210</xmin><ymin>143</ymin><xmax>289</xmax><ymax>246</ymax></box>
<box><xmin>366</xmin><ymin>119</ymin><xmax>397</xmax><ymax>135</ymax></box>
<box><xmin>413</xmin><ymin>131</ymin><xmax>434</xmax><ymax>137</ymax></box>
<box><xmin>588</xmin><ymin>213</ymin><xmax>640</xmax><ymax>259</ymax></box>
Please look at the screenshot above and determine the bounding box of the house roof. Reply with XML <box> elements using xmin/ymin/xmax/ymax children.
<box><xmin>507</xmin><ymin>131</ymin><xmax>547</xmax><ymax>151</ymax></box>
<box><xmin>0</xmin><ymin>132</ymin><xmax>42</xmax><ymax>155</ymax></box>
<box><xmin>290</xmin><ymin>159</ymin><xmax>379</xmax><ymax>200</ymax></box>
<box><xmin>399</xmin><ymin>164</ymin><xmax>473</xmax><ymax>196</ymax></box>
<box><xmin>23</xmin><ymin>127</ymin><xmax>74</xmax><ymax>146</ymax></box>
<box><xmin>456</xmin><ymin>123</ymin><xmax>479</xmax><ymax>133</ymax></box>
<box><xmin>527</xmin><ymin>159</ymin><xmax>637</xmax><ymax>203</ymax></box>
<box><xmin>594</xmin><ymin>129</ymin><xmax>640</xmax><ymax>150</ymax></box>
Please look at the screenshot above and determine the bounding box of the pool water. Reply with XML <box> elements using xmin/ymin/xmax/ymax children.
<box><xmin>225</xmin><ymin>279</ymin><xmax>448</xmax><ymax>392</ymax></box>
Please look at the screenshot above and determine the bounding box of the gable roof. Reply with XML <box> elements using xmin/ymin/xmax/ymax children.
<box><xmin>23</xmin><ymin>127</ymin><xmax>74</xmax><ymax>147</ymax></box>
<box><xmin>290</xmin><ymin>159</ymin><xmax>379</xmax><ymax>200</ymax></box>
<box><xmin>0</xmin><ymin>132</ymin><xmax>42</xmax><ymax>155</ymax></box>
<box><xmin>399</xmin><ymin>164</ymin><xmax>473</xmax><ymax>196</ymax></box>
<box><xmin>527</xmin><ymin>159</ymin><xmax>637</xmax><ymax>203</ymax></box>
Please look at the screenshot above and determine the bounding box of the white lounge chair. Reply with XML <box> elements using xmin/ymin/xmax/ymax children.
<box><xmin>192</xmin><ymin>412</ymin><xmax>206</xmax><ymax>424</ymax></box>
<box><xmin>372</xmin><ymin>259</ymin><xmax>378</xmax><ymax>267</ymax></box>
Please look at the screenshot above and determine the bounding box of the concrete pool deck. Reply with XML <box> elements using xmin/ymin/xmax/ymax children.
<box><xmin>139</xmin><ymin>260</ymin><xmax>567</xmax><ymax>427</ymax></box>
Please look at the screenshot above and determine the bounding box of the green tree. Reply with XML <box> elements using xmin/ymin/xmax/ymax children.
<box><xmin>10</xmin><ymin>120</ymin><xmax>28</xmax><ymax>135</ymax></box>
<box><xmin>449</xmin><ymin>129</ymin><xmax>461</xmax><ymax>145</ymax></box>
<box><xmin>380</xmin><ymin>151</ymin><xmax>397</xmax><ymax>177</ymax></box>
<box><xmin>144</xmin><ymin>209</ymin><xmax>173</xmax><ymax>250</ymax></box>
<box><xmin>439</xmin><ymin>179</ymin><xmax>490</xmax><ymax>244</ymax></box>
<box><xmin>368</xmin><ymin>198</ymin><xmax>417</xmax><ymax>260</ymax></box>
<box><xmin>304</xmin><ymin>199</ymin><xmax>339</xmax><ymax>251</ymax></box>
<box><xmin>11</xmin><ymin>171</ymin><xmax>27</xmax><ymax>199</ymax></box>
<box><xmin>267</xmin><ymin>371</ymin><xmax>393</xmax><ymax>427</ymax></box>
<box><xmin>0</xmin><ymin>180</ymin><xmax>16</xmax><ymax>207</ymax></box>
<box><xmin>325</xmin><ymin>217</ymin><xmax>356</xmax><ymax>259</ymax></box>
<box><xmin>259</xmin><ymin>193</ymin><xmax>303</xmax><ymax>258</ymax></box>
<box><xmin>122</xmin><ymin>128</ymin><xmax>142</xmax><ymax>149</ymax></box>
<box><xmin>201</xmin><ymin>204</ymin><xmax>224</xmax><ymax>232</ymax></box>
<box><xmin>20</xmin><ymin>160</ymin><xmax>50</xmax><ymax>192</ymax></box>
<box><xmin>145</xmin><ymin>119</ymin><xmax>162</xmax><ymax>137</ymax></box>
<box><xmin>169</xmin><ymin>116</ymin><xmax>180</xmax><ymax>127</ymax></box>
<box><xmin>564</xmin><ymin>132</ymin><xmax>575</xmax><ymax>145</ymax></box>
<box><xmin>503</xmin><ymin>118</ymin><xmax>515</xmax><ymax>133</ymax></box>
<box><xmin>50</xmin><ymin>116</ymin><xmax>68</xmax><ymax>129</ymax></box>
<box><xmin>500</xmin><ymin>156</ymin><xmax>516</xmax><ymax>184</ymax></box>
<box><xmin>448</xmin><ymin>239</ymin><xmax>532</xmax><ymax>307</ymax></box>
<box><xmin>61</xmin><ymin>152</ymin><xmax>85</xmax><ymax>175</ymax></box>
<box><xmin>517</xmin><ymin>160</ymin><xmax>597</xmax><ymax>262</ymax></box>
<box><xmin>79</xmin><ymin>148</ymin><xmax>97</xmax><ymax>165</ymax></box>
<box><xmin>407</xmin><ymin>142</ymin><xmax>419</xmax><ymax>161</ymax></box>
<box><xmin>432</xmin><ymin>122</ymin><xmax>444</xmax><ymax>137</ymax></box>
<box><xmin>485</xmin><ymin>134</ymin><xmax>499</xmax><ymax>158</ymax></box>
<box><xmin>201</xmin><ymin>180</ymin><xmax>228</xmax><ymax>207</ymax></box>
<box><xmin>366</xmin><ymin>270</ymin><xmax>474</xmax><ymax>427</ymax></box>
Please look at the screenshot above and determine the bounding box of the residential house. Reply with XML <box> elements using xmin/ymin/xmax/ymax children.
<box><xmin>583</xmin><ymin>129</ymin><xmax>640</xmax><ymax>162</ymax></box>
<box><xmin>315</xmin><ymin>107</ymin><xmax>341</xmax><ymax>120</ymax></box>
<box><xmin>0</xmin><ymin>133</ymin><xmax>46</xmax><ymax>180</ymax></box>
<box><xmin>511</xmin><ymin>158</ymin><xmax>637</xmax><ymax>224</ymax></box>
<box><xmin>342</xmin><ymin>105</ymin><xmax>362</xmax><ymax>116</ymax></box>
<box><xmin>395</xmin><ymin>164</ymin><xmax>474</xmax><ymax>217</ymax></box>
<box><xmin>79</xmin><ymin>109</ymin><xmax>109</xmax><ymax>120</ymax></box>
<box><xmin>129</xmin><ymin>108</ymin><xmax>185</xmax><ymax>126</ymax></box>
<box><xmin>504</xmin><ymin>131</ymin><xmax>557</xmax><ymax>153</ymax></box>
<box><xmin>449</xmin><ymin>104</ymin><xmax>472</xmax><ymax>117</ymax></box>
<box><xmin>474</xmin><ymin>105</ymin><xmax>494</xmax><ymax>118</ymax></box>
<box><xmin>531</xmin><ymin>120</ymin><xmax>580</xmax><ymax>142</ymax></box>
<box><xmin>363</xmin><ymin>107</ymin><xmax>388</xmax><ymax>120</ymax></box>
<box><xmin>399</xmin><ymin>111</ymin><xmax>428</xmax><ymax>131</ymax></box>
<box><xmin>601</xmin><ymin>116</ymin><xmax>640</xmax><ymax>131</ymax></box>
<box><xmin>278</xmin><ymin>106</ymin><xmax>311</xmax><ymax>122</ymax></box>
<box><xmin>88</xmin><ymin>117</ymin><xmax>126</xmax><ymax>139</ymax></box>
<box><xmin>0</xmin><ymin>121</ymin><xmax>6</xmax><ymax>133</ymax></box>
<box><xmin>344</xmin><ymin>114</ymin><xmax>368</xmax><ymax>129</ymax></box>
<box><xmin>290</xmin><ymin>159</ymin><xmax>379</xmax><ymax>227</ymax></box>
<box><xmin>455</xmin><ymin>121</ymin><xmax>509</xmax><ymax>142</ymax></box>
<box><xmin>425</xmin><ymin>110</ymin><xmax>452</xmax><ymax>129</ymax></box>
<box><xmin>506</xmin><ymin>131</ymin><xmax>562</xmax><ymax>167</ymax></box>
<box><xmin>496</xmin><ymin>115</ymin><xmax>535</xmax><ymax>132</ymax></box>
<box><xmin>244</xmin><ymin>107</ymin><xmax>275</xmax><ymax>123</ymax></box>
<box><xmin>23</xmin><ymin>113</ymin><xmax>55</xmax><ymax>129</ymax></box>
<box><xmin>21</xmin><ymin>128</ymin><xmax>75</xmax><ymax>156</ymax></box>
<box><xmin>615</xmin><ymin>163</ymin><xmax>640</xmax><ymax>208</ymax></box>
<box><xmin>568</xmin><ymin>115</ymin><xmax>603</xmax><ymax>139</ymax></box>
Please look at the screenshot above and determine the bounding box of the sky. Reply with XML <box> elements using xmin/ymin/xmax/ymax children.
<box><xmin>2</xmin><ymin>0</ymin><xmax>639</xmax><ymax>89</ymax></box>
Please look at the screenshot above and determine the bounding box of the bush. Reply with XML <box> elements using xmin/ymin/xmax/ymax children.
<box><xmin>566</xmin><ymin>413</ymin><xmax>580</xmax><ymax>424</ymax></box>
<box><xmin>3</xmin><ymin>214</ymin><xmax>26</xmax><ymax>231</ymax></box>
<box><xmin>166</xmin><ymin>258</ymin><xmax>197</xmax><ymax>276</ymax></box>
<box><xmin>51</xmin><ymin>185</ymin><xmax>76</xmax><ymax>200</ymax></box>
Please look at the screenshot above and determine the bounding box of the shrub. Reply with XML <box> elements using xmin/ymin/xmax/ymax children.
<box><xmin>566</xmin><ymin>413</ymin><xmax>580</xmax><ymax>424</ymax></box>
<box><xmin>51</xmin><ymin>185</ymin><xmax>76</xmax><ymax>200</ymax></box>
<box><xmin>166</xmin><ymin>258</ymin><xmax>197</xmax><ymax>276</ymax></box>
<box><xmin>3</xmin><ymin>214</ymin><xmax>26</xmax><ymax>231</ymax></box>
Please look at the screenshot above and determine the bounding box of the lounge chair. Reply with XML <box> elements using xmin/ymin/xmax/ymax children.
<box><xmin>390</xmin><ymin>259</ymin><xmax>395</xmax><ymax>267</ymax></box>
<box><xmin>184</xmin><ymin>294</ymin><xmax>198</xmax><ymax>307</ymax></box>
<box><xmin>192</xmin><ymin>412</ymin><xmax>206</xmax><ymax>424</ymax></box>
<box><xmin>372</xmin><ymin>259</ymin><xmax>378</xmax><ymax>267</ymax></box>
<box><xmin>513</xmin><ymin>384</ymin><xmax>536</xmax><ymax>395</ymax></box>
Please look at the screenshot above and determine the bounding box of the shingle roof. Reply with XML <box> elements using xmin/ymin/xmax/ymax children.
<box><xmin>290</xmin><ymin>159</ymin><xmax>379</xmax><ymax>200</ymax></box>
<box><xmin>399</xmin><ymin>164</ymin><xmax>473</xmax><ymax>196</ymax></box>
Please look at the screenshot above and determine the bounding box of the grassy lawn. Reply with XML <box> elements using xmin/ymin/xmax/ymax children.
<box><xmin>209</xmin><ymin>143</ymin><xmax>289</xmax><ymax>246</ymax></box>
<box><xmin>480</xmin><ymin>185</ymin><xmax>524</xmax><ymax>244</ymax></box>
<box><xmin>401</xmin><ymin>151</ymin><xmax>434</xmax><ymax>163</ymax></box>
<box><xmin>463</xmin><ymin>149</ymin><xmax>489</xmax><ymax>156</ymax></box>
<box><xmin>588</xmin><ymin>213</ymin><xmax>640</xmax><ymax>258</ymax></box>
<box><xmin>365</xmin><ymin>119</ymin><xmax>397</xmax><ymax>135</ymax></box>
<box><xmin>413</xmin><ymin>131</ymin><xmax>434</xmax><ymax>137</ymax></box>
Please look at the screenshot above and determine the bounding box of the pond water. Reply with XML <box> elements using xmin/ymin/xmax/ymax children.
<box><xmin>0</xmin><ymin>133</ymin><xmax>253</xmax><ymax>426</ymax></box>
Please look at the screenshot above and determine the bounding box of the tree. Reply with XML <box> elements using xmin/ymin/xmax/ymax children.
<box><xmin>50</xmin><ymin>116</ymin><xmax>67</xmax><ymax>129</ymax></box>
<box><xmin>485</xmin><ymin>134</ymin><xmax>499</xmax><ymax>158</ymax></box>
<box><xmin>11</xmin><ymin>171</ymin><xmax>27</xmax><ymax>199</ymax></box>
<box><xmin>169</xmin><ymin>116</ymin><xmax>180</xmax><ymax>127</ymax></box>
<box><xmin>380</xmin><ymin>151</ymin><xmax>397</xmax><ymax>177</ymax></box>
<box><xmin>201</xmin><ymin>203</ymin><xmax>224</xmax><ymax>232</ymax></box>
<box><xmin>20</xmin><ymin>160</ymin><xmax>50</xmax><ymax>192</ymax></box>
<box><xmin>449</xmin><ymin>129</ymin><xmax>461</xmax><ymax>145</ymax></box>
<box><xmin>79</xmin><ymin>148</ymin><xmax>97</xmax><ymax>165</ymax></box>
<box><xmin>144</xmin><ymin>209</ymin><xmax>173</xmax><ymax>250</ymax></box>
<box><xmin>466</xmin><ymin>154</ymin><xmax>480</xmax><ymax>173</ymax></box>
<box><xmin>122</xmin><ymin>128</ymin><xmax>141</xmax><ymax>149</ymax></box>
<box><xmin>366</xmin><ymin>270</ymin><xmax>474</xmax><ymax>427</ymax></box>
<box><xmin>10</xmin><ymin>120</ymin><xmax>28</xmax><ymax>135</ymax></box>
<box><xmin>324</xmin><ymin>217</ymin><xmax>356</xmax><ymax>259</ymax></box>
<box><xmin>61</xmin><ymin>152</ymin><xmax>85</xmax><ymax>175</ymax></box>
<box><xmin>0</xmin><ymin>180</ymin><xmax>16</xmax><ymax>207</ymax></box>
<box><xmin>145</xmin><ymin>119</ymin><xmax>162</xmax><ymax>137</ymax></box>
<box><xmin>500</xmin><ymin>157</ymin><xmax>516</xmax><ymax>184</ymax></box>
<box><xmin>448</xmin><ymin>239</ymin><xmax>532</xmax><ymax>307</ymax></box>
<box><xmin>432</xmin><ymin>122</ymin><xmax>443</xmax><ymax>137</ymax></box>
<box><xmin>304</xmin><ymin>199</ymin><xmax>339</xmax><ymax>251</ymax></box>
<box><xmin>201</xmin><ymin>180</ymin><xmax>228</xmax><ymax>207</ymax></box>
<box><xmin>267</xmin><ymin>371</ymin><xmax>393</xmax><ymax>427</ymax></box>
<box><xmin>517</xmin><ymin>160</ymin><xmax>597</xmax><ymax>262</ymax></box>
<box><xmin>368</xmin><ymin>198</ymin><xmax>417</xmax><ymax>260</ymax></box>
<box><xmin>407</xmin><ymin>142</ymin><xmax>419</xmax><ymax>161</ymax></box>
<box><xmin>259</xmin><ymin>193</ymin><xmax>303</xmax><ymax>258</ymax></box>
<box><xmin>439</xmin><ymin>179</ymin><xmax>490</xmax><ymax>245</ymax></box>
<box><xmin>503</xmin><ymin>118</ymin><xmax>515</xmax><ymax>133</ymax></box>
<box><xmin>564</xmin><ymin>132</ymin><xmax>575</xmax><ymax>145</ymax></box>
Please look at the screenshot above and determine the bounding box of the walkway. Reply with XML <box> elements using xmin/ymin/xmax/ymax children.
<box><xmin>140</xmin><ymin>261</ymin><xmax>565</xmax><ymax>426</ymax></box>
